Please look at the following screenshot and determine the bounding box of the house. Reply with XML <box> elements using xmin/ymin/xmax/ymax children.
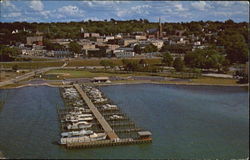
<box><xmin>135</xmin><ymin>35</ymin><xmax>147</xmax><ymax>40</ymax></box>
<box><xmin>149</xmin><ymin>39</ymin><xmax>164</xmax><ymax>49</ymax></box>
<box><xmin>104</xmin><ymin>36</ymin><xmax>115</xmax><ymax>42</ymax></box>
<box><xmin>83</xmin><ymin>33</ymin><xmax>100</xmax><ymax>38</ymax></box>
<box><xmin>91</xmin><ymin>33</ymin><xmax>100</xmax><ymax>38</ymax></box>
<box><xmin>82</xmin><ymin>43</ymin><xmax>96</xmax><ymax>50</ymax></box>
<box><xmin>175</xmin><ymin>30</ymin><xmax>185</xmax><ymax>36</ymax></box>
<box><xmin>22</xmin><ymin>48</ymin><xmax>46</xmax><ymax>56</ymax></box>
<box><xmin>119</xmin><ymin>39</ymin><xmax>138</xmax><ymax>46</ymax></box>
<box><xmin>96</xmin><ymin>37</ymin><xmax>105</xmax><ymax>43</ymax></box>
<box><xmin>83</xmin><ymin>33</ymin><xmax>90</xmax><ymax>38</ymax></box>
<box><xmin>193</xmin><ymin>41</ymin><xmax>201</xmax><ymax>46</ymax></box>
<box><xmin>107</xmin><ymin>44</ymin><xmax>120</xmax><ymax>51</ymax></box>
<box><xmin>12</xmin><ymin>29</ymin><xmax>19</xmax><ymax>34</ymax></box>
<box><xmin>46</xmin><ymin>50</ymin><xmax>72</xmax><ymax>58</ymax></box>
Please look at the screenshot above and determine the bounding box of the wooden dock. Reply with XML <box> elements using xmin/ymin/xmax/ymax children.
<box><xmin>66</xmin><ymin>138</ymin><xmax>152</xmax><ymax>149</ymax></box>
<box><xmin>73</xmin><ymin>84</ymin><xmax>119</xmax><ymax>140</ymax></box>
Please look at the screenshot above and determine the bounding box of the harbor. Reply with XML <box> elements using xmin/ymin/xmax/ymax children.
<box><xmin>57</xmin><ymin>83</ymin><xmax>152</xmax><ymax>149</ymax></box>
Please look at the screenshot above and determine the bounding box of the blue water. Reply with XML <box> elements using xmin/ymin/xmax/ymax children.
<box><xmin>0</xmin><ymin>84</ymin><xmax>248</xmax><ymax>159</ymax></box>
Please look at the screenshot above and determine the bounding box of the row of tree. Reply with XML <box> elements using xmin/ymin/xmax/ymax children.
<box><xmin>0</xmin><ymin>45</ymin><xmax>21</xmax><ymax>62</ymax></box>
<box><xmin>162</xmin><ymin>48</ymin><xmax>230</xmax><ymax>73</ymax></box>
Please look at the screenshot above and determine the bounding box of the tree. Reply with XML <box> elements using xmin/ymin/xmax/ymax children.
<box><xmin>12</xmin><ymin>64</ymin><xmax>19</xmax><ymax>71</ymax></box>
<box><xmin>0</xmin><ymin>45</ymin><xmax>20</xmax><ymax>62</ymax></box>
<box><xmin>133</xmin><ymin>45</ymin><xmax>142</xmax><ymax>54</ymax></box>
<box><xmin>225</xmin><ymin>34</ymin><xmax>248</xmax><ymax>63</ymax></box>
<box><xmin>162</xmin><ymin>52</ymin><xmax>173</xmax><ymax>66</ymax></box>
<box><xmin>43</xmin><ymin>39</ymin><xmax>64</xmax><ymax>50</ymax></box>
<box><xmin>184</xmin><ymin>48</ymin><xmax>228</xmax><ymax>72</ymax></box>
<box><xmin>173</xmin><ymin>57</ymin><xmax>184</xmax><ymax>72</ymax></box>
<box><xmin>68</xmin><ymin>41</ymin><xmax>82</xmax><ymax>54</ymax></box>
<box><xmin>144</xmin><ymin>43</ymin><xmax>158</xmax><ymax>53</ymax></box>
<box><xmin>100</xmin><ymin>60</ymin><xmax>109</xmax><ymax>70</ymax></box>
<box><xmin>100</xmin><ymin>60</ymin><xmax>115</xmax><ymax>70</ymax></box>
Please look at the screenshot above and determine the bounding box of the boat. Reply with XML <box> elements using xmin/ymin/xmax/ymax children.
<box><xmin>61</xmin><ymin>129</ymin><xmax>93</xmax><ymax>137</ymax></box>
<box><xmin>90</xmin><ymin>133</ymin><xmax>107</xmax><ymax>141</ymax></box>
<box><xmin>110</xmin><ymin>115</ymin><xmax>123</xmax><ymax>120</ymax></box>
<box><xmin>64</xmin><ymin>115</ymin><xmax>93</xmax><ymax>123</ymax></box>
<box><xmin>67</xmin><ymin>121</ymin><xmax>92</xmax><ymax>130</ymax></box>
<box><xmin>60</xmin><ymin>135</ymin><xmax>90</xmax><ymax>144</ymax></box>
<box><xmin>59</xmin><ymin>133</ymin><xmax>107</xmax><ymax>145</ymax></box>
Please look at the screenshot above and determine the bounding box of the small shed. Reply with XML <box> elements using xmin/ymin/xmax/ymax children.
<box><xmin>92</xmin><ymin>77</ymin><xmax>110</xmax><ymax>83</ymax></box>
<box><xmin>137</xmin><ymin>131</ymin><xmax>152</xmax><ymax>139</ymax></box>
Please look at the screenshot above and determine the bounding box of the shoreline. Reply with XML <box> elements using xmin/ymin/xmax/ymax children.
<box><xmin>0</xmin><ymin>80</ymin><xmax>248</xmax><ymax>89</ymax></box>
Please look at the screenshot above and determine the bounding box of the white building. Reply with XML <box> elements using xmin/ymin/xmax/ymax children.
<box><xmin>149</xmin><ymin>39</ymin><xmax>164</xmax><ymax>49</ymax></box>
<box><xmin>113</xmin><ymin>47</ymin><xmax>135</xmax><ymax>58</ymax></box>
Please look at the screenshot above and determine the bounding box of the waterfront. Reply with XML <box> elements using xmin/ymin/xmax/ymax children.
<box><xmin>0</xmin><ymin>84</ymin><xmax>248</xmax><ymax>159</ymax></box>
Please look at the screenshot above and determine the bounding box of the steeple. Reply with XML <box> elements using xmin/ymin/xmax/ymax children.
<box><xmin>158</xmin><ymin>17</ymin><xmax>163</xmax><ymax>39</ymax></box>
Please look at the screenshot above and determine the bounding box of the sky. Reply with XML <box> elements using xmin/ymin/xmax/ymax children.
<box><xmin>0</xmin><ymin>0</ymin><xmax>249</xmax><ymax>23</ymax></box>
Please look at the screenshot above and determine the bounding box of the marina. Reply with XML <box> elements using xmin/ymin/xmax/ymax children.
<box><xmin>57</xmin><ymin>83</ymin><xmax>152</xmax><ymax>149</ymax></box>
<box><xmin>0</xmin><ymin>84</ymin><xmax>248</xmax><ymax>159</ymax></box>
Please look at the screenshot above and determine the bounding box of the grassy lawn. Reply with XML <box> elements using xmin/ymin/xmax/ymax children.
<box><xmin>67</xmin><ymin>58</ymin><xmax>162</xmax><ymax>67</ymax></box>
<box><xmin>45</xmin><ymin>69</ymin><xmax>133</xmax><ymax>78</ymax></box>
<box><xmin>0</xmin><ymin>61</ymin><xmax>64</xmax><ymax>69</ymax></box>
<box><xmin>45</xmin><ymin>69</ymin><xmax>238</xmax><ymax>85</ymax></box>
<box><xmin>191</xmin><ymin>77</ymin><xmax>237</xmax><ymax>85</ymax></box>
<box><xmin>0</xmin><ymin>71</ymin><xmax>30</xmax><ymax>82</ymax></box>
<box><xmin>0</xmin><ymin>58</ymin><xmax>162</xmax><ymax>69</ymax></box>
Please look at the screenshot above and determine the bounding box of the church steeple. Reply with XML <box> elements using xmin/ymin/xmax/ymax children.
<box><xmin>159</xmin><ymin>17</ymin><xmax>163</xmax><ymax>39</ymax></box>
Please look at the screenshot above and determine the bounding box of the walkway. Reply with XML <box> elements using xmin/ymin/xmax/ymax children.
<box><xmin>73</xmin><ymin>84</ymin><xmax>119</xmax><ymax>140</ymax></box>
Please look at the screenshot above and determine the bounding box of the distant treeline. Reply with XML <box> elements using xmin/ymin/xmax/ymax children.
<box><xmin>0</xmin><ymin>19</ymin><xmax>248</xmax><ymax>42</ymax></box>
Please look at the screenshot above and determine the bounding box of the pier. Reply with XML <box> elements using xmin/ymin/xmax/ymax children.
<box><xmin>74</xmin><ymin>84</ymin><xmax>119</xmax><ymax>140</ymax></box>
<box><xmin>57</xmin><ymin>83</ymin><xmax>152</xmax><ymax>149</ymax></box>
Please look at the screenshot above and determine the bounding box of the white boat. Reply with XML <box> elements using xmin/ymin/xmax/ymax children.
<box><xmin>77</xmin><ymin>114</ymin><xmax>92</xmax><ymax>118</ymax></box>
<box><xmin>110</xmin><ymin>115</ymin><xmax>123</xmax><ymax>120</ymax></box>
<box><xmin>90</xmin><ymin>133</ymin><xmax>107</xmax><ymax>141</ymax></box>
<box><xmin>61</xmin><ymin>129</ymin><xmax>93</xmax><ymax>137</ymax></box>
<box><xmin>60</xmin><ymin>132</ymin><xmax>107</xmax><ymax>145</ymax></box>
<box><xmin>67</xmin><ymin>121</ymin><xmax>92</xmax><ymax>130</ymax></box>
<box><xmin>64</xmin><ymin>115</ymin><xmax>93</xmax><ymax>122</ymax></box>
<box><xmin>77</xmin><ymin>117</ymin><xmax>93</xmax><ymax>121</ymax></box>
<box><xmin>60</xmin><ymin>135</ymin><xmax>90</xmax><ymax>144</ymax></box>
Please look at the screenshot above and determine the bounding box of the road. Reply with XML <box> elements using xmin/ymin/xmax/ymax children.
<box><xmin>0</xmin><ymin>62</ymin><xmax>68</xmax><ymax>87</ymax></box>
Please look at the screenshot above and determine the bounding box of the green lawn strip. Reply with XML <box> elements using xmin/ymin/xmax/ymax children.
<box><xmin>67</xmin><ymin>58</ymin><xmax>162</xmax><ymax>67</ymax></box>
<box><xmin>0</xmin><ymin>61</ymin><xmax>64</xmax><ymax>69</ymax></box>
<box><xmin>45</xmin><ymin>69</ymin><xmax>132</xmax><ymax>78</ymax></box>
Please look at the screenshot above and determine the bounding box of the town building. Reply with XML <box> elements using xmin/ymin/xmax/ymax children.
<box><xmin>119</xmin><ymin>39</ymin><xmax>138</xmax><ymax>46</ymax></box>
<box><xmin>113</xmin><ymin>47</ymin><xmax>135</xmax><ymax>58</ymax></box>
<box><xmin>26</xmin><ymin>36</ymin><xmax>43</xmax><ymax>45</ymax></box>
<box><xmin>149</xmin><ymin>39</ymin><xmax>164</xmax><ymax>49</ymax></box>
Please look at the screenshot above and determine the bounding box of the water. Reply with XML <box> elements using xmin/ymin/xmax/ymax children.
<box><xmin>0</xmin><ymin>84</ymin><xmax>248</xmax><ymax>159</ymax></box>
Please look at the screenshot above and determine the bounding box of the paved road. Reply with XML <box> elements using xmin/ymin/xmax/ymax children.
<box><xmin>74</xmin><ymin>84</ymin><xmax>119</xmax><ymax>140</ymax></box>
<box><xmin>0</xmin><ymin>63</ymin><xmax>67</xmax><ymax>87</ymax></box>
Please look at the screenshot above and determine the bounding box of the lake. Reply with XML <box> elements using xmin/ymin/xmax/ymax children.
<box><xmin>0</xmin><ymin>84</ymin><xmax>248</xmax><ymax>159</ymax></box>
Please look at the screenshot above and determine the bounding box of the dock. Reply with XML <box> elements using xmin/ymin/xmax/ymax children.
<box><xmin>57</xmin><ymin>83</ymin><xmax>152</xmax><ymax>149</ymax></box>
<box><xmin>74</xmin><ymin>84</ymin><xmax>119</xmax><ymax>140</ymax></box>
